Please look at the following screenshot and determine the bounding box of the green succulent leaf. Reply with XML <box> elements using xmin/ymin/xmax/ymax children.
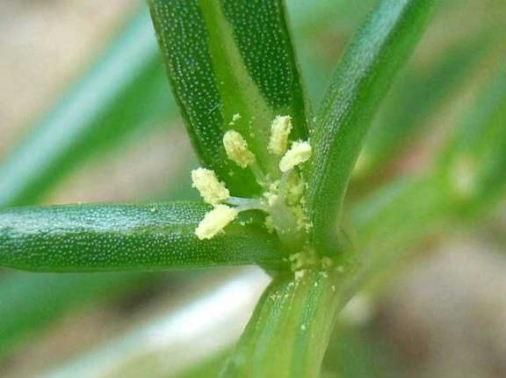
<box><xmin>149</xmin><ymin>0</ymin><xmax>309</xmax><ymax>196</ymax></box>
<box><xmin>306</xmin><ymin>0</ymin><xmax>436</xmax><ymax>254</ymax></box>
<box><xmin>0</xmin><ymin>202</ymin><xmax>283</xmax><ymax>272</ymax></box>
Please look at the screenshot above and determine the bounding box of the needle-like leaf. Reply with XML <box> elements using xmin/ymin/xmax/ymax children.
<box><xmin>0</xmin><ymin>202</ymin><xmax>283</xmax><ymax>272</ymax></box>
<box><xmin>306</xmin><ymin>0</ymin><xmax>436</xmax><ymax>254</ymax></box>
<box><xmin>149</xmin><ymin>0</ymin><xmax>309</xmax><ymax>196</ymax></box>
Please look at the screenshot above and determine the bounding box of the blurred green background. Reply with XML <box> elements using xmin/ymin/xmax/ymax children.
<box><xmin>1</xmin><ymin>0</ymin><xmax>505</xmax><ymax>377</ymax></box>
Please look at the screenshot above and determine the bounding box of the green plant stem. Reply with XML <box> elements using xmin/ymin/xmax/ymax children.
<box><xmin>222</xmin><ymin>269</ymin><xmax>347</xmax><ymax>378</ymax></box>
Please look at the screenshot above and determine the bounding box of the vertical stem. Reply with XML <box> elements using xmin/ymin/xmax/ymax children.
<box><xmin>221</xmin><ymin>269</ymin><xmax>346</xmax><ymax>378</ymax></box>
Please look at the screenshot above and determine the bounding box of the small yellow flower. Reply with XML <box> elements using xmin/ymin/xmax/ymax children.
<box><xmin>192</xmin><ymin>115</ymin><xmax>313</xmax><ymax>241</ymax></box>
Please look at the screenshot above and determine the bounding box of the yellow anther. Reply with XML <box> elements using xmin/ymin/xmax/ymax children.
<box><xmin>223</xmin><ymin>130</ymin><xmax>256</xmax><ymax>168</ymax></box>
<box><xmin>268</xmin><ymin>115</ymin><xmax>292</xmax><ymax>156</ymax></box>
<box><xmin>195</xmin><ymin>205</ymin><xmax>239</xmax><ymax>240</ymax></box>
<box><xmin>279</xmin><ymin>141</ymin><xmax>312</xmax><ymax>173</ymax></box>
<box><xmin>191</xmin><ymin>168</ymin><xmax>230</xmax><ymax>205</ymax></box>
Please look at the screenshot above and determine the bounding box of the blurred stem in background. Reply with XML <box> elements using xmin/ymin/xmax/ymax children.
<box><xmin>0</xmin><ymin>272</ymin><xmax>157</xmax><ymax>358</ymax></box>
<box><xmin>356</xmin><ymin>31</ymin><xmax>498</xmax><ymax>183</ymax></box>
<box><xmin>44</xmin><ymin>269</ymin><xmax>269</xmax><ymax>378</ymax></box>
<box><xmin>0</xmin><ymin>9</ymin><xmax>171</xmax><ymax>208</ymax></box>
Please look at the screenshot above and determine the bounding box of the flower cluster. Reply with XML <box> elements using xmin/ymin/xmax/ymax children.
<box><xmin>192</xmin><ymin>115</ymin><xmax>312</xmax><ymax>241</ymax></box>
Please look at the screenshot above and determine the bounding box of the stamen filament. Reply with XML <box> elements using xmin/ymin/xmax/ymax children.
<box><xmin>227</xmin><ymin>197</ymin><xmax>267</xmax><ymax>211</ymax></box>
